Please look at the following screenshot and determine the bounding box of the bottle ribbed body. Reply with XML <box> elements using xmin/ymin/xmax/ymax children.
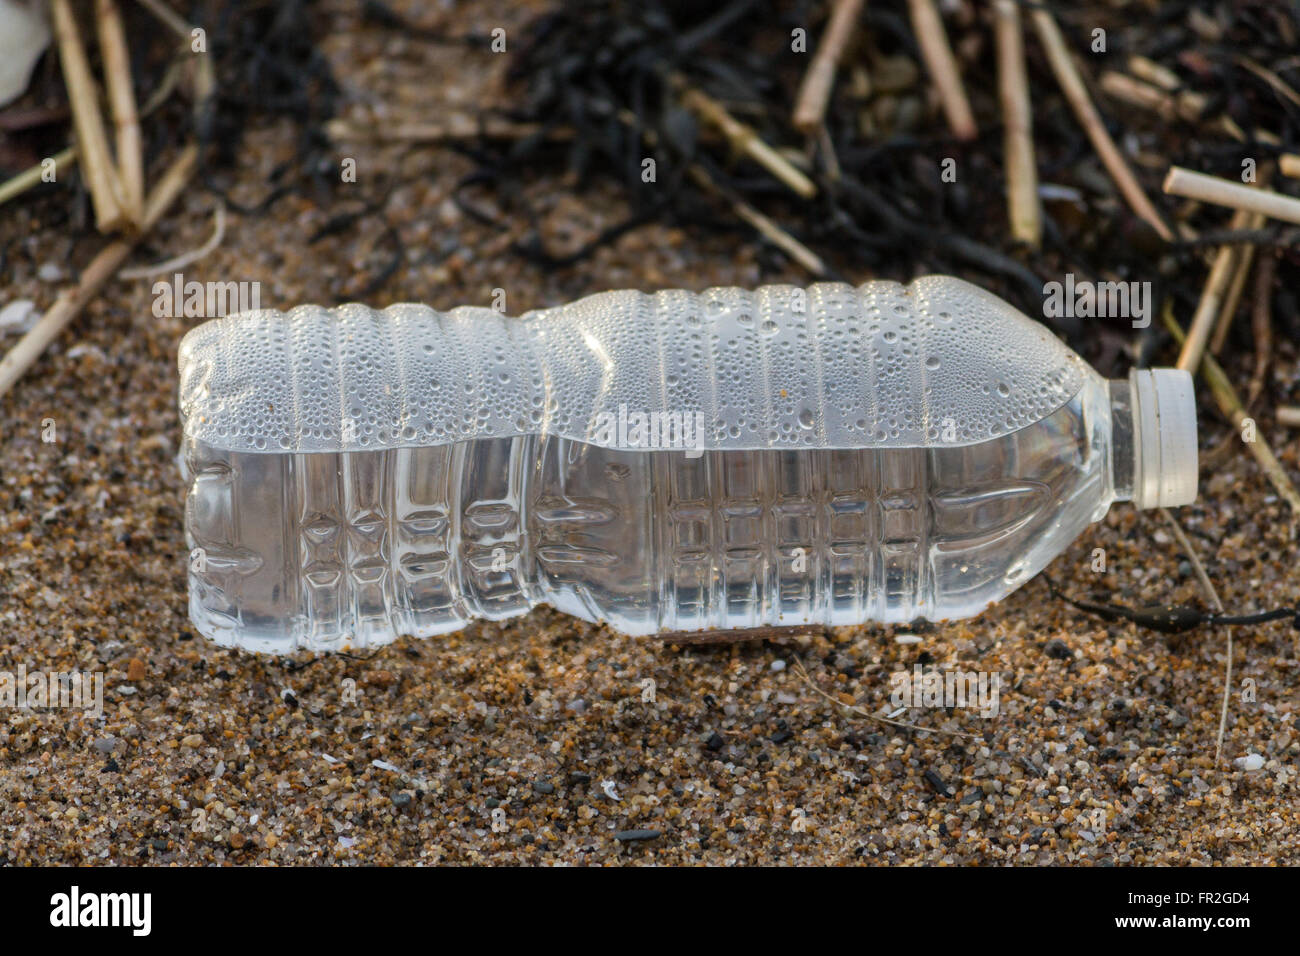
<box><xmin>184</xmin><ymin>377</ymin><xmax>1115</xmax><ymax>652</ymax></box>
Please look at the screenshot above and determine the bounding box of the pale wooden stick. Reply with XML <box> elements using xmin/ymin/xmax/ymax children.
<box><xmin>51</xmin><ymin>0</ymin><xmax>125</xmax><ymax>232</ymax></box>
<box><xmin>678</xmin><ymin>83</ymin><xmax>817</xmax><ymax>198</ymax></box>
<box><xmin>1100</xmin><ymin>71</ymin><xmax>1168</xmax><ymax>112</ymax></box>
<box><xmin>1163</xmin><ymin>166</ymin><xmax>1300</xmax><ymax>225</ymax></box>
<box><xmin>906</xmin><ymin>0</ymin><xmax>976</xmax><ymax>140</ymax></box>
<box><xmin>1100</xmin><ymin>71</ymin><xmax>1204</xmax><ymax>122</ymax></box>
<box><xmin>96</xmin><ymin>0</ymin><xmax>144</xmax><ymax>225</ymax></box>
<box><xmin>1277</xmin><ymin>406</ymin><xmax>1300</xmax><ymax>428</ymax></box>
<box><xmin>793</xmin><ymin>0</ymin><xmax>866</xmax><ymax>133</ymax></box>
<box><xmin>994</xmin><ymin>1</ymin><xmax>1039</xmax><ymax>247</ymax></box>
<box><xmin>1280</xmin><ymin>154</ymin><xmax>1300</xmax><ymax>179</ymax></box>
<box><xmin>1163</xmin><ymin>303</ymin><xmax>1300</xmax><ymax>516</ymax></box>
<box><xmin>0</xmin><ymin>146</ymin><xmax>198</xmax><ymax>398</ymax></box>
<box><xmin>1127</xmin><ymin>55</ymin><xmax>1180</xmax><ymax>92</ymax></box>
<box><xmin>1030</xmin><ymin>8</ymin><xmax>1173</xmax><ymax>241</ymax></box>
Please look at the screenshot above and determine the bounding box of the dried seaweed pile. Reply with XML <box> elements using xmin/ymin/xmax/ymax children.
<box><xmin>442</xmin><ymin>0</ymin><xmax>1300</xmax><ymax>376</ymax></box>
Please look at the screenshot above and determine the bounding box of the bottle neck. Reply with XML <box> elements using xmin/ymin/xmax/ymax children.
<box><xmin>1108</xmin><ymin>377</ymin><xmax>1137</xmax><ymax>502</ymax></box>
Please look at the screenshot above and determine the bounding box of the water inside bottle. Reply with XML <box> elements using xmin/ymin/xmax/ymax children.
<box><xmin>184</xmin><ymin>377</ymin><xmax>1114</xmax><ymax>651</ymax></box>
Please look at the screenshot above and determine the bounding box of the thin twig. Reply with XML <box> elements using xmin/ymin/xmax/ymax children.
<box><xmin>1158</xmin><ymin>509</ymin><xmax>1230</xmax><ymax>769</ymax></box>
<box><xmin>791</xmin><ymin>658</ymin><xmax>983</xmax><ymax>741</ymax></box>
<box><xmin>994</xmin><ymin>0</ymin><xmax>1039</xmax><ymax>247</ymax></box>
<box><xmin>1235</xmin><ymin>55</ymin><xmax>1300</xmax><ymax>109</ymax></box>
<box><xmin>1159</xmin><ymin>509</ymin><xmax>1222</xmax><ymax>614</ymax></box>
<box><xmin>50</xmin><ymin>0</ymin><xmax>125</xmax><ymax>232</ymax></box>
<box><xmin>1030</xmin><ymin>8</ymin><xmax>1173</xmax><ymax>241</ymax></box>
<box><xmin>96</xmin><ymin>0</ymin><xmax>145</xmax><ymax>225</ymax></box>
<box><xmin>0</xmin><ymin>147</ymin><xmax>78</xmax><ymax>208</ymax></box>
<box><xmin>688</xmin><ymin>166</ymin><xmax>827</xmax><ymax>276</ymax></box>
<box><xmin>1209</xmin><ymin>211</ymin><xmax>1265</xmax><ymax>356</ymax></box>
<box><xmin>906</xmin><ymin>0</ymin><xmax>976</xmax><ymax>140</ymax></box>
<box><xmin>793</xmin><ymin>0</ymin><xmax>866</xmax><ymax>134</ymax></box>
<box><xmin>0</xmin><ymin>145</ymin><xmax>198</xmax><ymax>399</ymax></box>
<box><xmin>132</xmin><ymin>0</ymin><xmax>190</xmax><ymax>37</ymax></box>
<box><xmin>1177</xmin><ymin>208</ymin><xmax>1251</xmax><ymax>372</ymax></box>
<box><xmin>1163</xmin><ymin>166</ymin><xmax>1300</xmax><ymax>225</ymax></box>
<box><xmin>120</xmin><ymin>200</ymin><xmax>226</xmax><ymax>279</ymax></box>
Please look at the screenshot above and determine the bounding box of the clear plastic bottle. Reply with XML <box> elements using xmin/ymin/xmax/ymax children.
<box><xmin>178</xmin><ymin>277</ymin><xmax>1197</xmax><ymax>652</ymax></box>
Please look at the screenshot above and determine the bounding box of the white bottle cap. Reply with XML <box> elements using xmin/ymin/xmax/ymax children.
<box><xmin>1129</xmin><ymin>368</ymin><xmax>1198</xmax><ymax>509</ymax></box>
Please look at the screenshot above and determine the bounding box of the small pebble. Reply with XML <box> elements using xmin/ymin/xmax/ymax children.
<box><xmin>613</xmin><ymin>829</ymin><xmax>661</xmax><ymax>842</ymax></box>
<box><xmin>0</xmin><ymin>299</ymin><xmax>38</xmax><ymax>333</ymax></box>
<box><xmin>1044</xmin><ymin>638</ymin><xmax>1072</xmax><ymax>660</ymax></box>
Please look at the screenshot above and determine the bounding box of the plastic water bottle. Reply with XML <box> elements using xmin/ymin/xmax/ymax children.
<box><xmin>178</xmin><ymin>275</ymin><xmax>1197</xmax><ymax>652</ymax></box>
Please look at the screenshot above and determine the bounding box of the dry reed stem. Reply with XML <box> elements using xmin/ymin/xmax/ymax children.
<box><xmin>1030</xmin><ymin>8</ymin><xmax>1173</xmax><ymax>241</ymax></box>
<box><xmin>95</xmin><ymin>0</ymin><xmax>145</xmax><ymax>225</ymax></box>
<box><xmin>50</xmin><ymin>0</ymin><xmax>125</xmax><ymax>232</ymax></box>
<box><xmin>1209</xmin><ymin>211</ymin><xmax>1265</xmax><ymax>356</ymax></box>
<box><xmin>1127</xmin><ymin>54</ymin><xmax>1180</xmax><ymax>91</ymax></box>
<box><xmin>907</xmin><ymin>0</ymin><xmax>976</xmax><ymax>140</ymax></box>
<box><xmin>0</xmin><ymin>146</ymin><xmax>198</xmax><ymax>399</ymax></box>
<box><xmin>1099</xmin><ymin>71</ymin><xmax>1204</xmax><ymax>122</ymax></box>
<box><xmin>1178</xmin><ymin>208</ymin><xmax>1251</xmax><ymax>372</ymax></box>
<box><xmin>679</xmin><ymin>83</ymin><xmax>817</xmax><ymax>198</ymax></box>
<box><xmin>793</xmin><ymin>0</ymin><xmax>866</xmax><ymax>133</ymax></box>
<box><xmin>994</xmin><ymin>1</ymin><xmax>1039</xmax><ymax>247</ymax></box>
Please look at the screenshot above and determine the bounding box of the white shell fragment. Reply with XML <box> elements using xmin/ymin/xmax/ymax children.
<box><xmin>0</xmin><ymin>1</ymin><xmax>50</xmax><ymax>108</ymax></box>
